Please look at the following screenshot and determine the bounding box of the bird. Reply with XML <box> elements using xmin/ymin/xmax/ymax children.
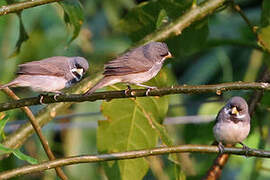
<box><xmin>84</xmin><ymin>41</ymin><xmax>172</xmax><ymax>96</ymax></box>
<box><xmin>213</xmin><ymin>96</ymin><xmax>250</xmax><ymax>153</ymax></box>
<box><xmin>0</xmin><ymin>56</ymin><xmax>89</xmax><ymax>95</ymax></box>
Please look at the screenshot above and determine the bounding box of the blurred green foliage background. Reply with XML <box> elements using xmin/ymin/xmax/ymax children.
<box><xmin>0</xmin><ymin>0</ymin><xmax>270</xmax><ymax>179</ymax></box>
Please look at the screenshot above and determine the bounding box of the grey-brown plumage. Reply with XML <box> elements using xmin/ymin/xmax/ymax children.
<box><xmin>84</xmin><ymin>41</ymin><xmax>172</xmax><ymax>95</ymax></box>
<box><xmin>213</xmin><ymin>96</ymin><xmax>250</xmax><ymax>152</ymax></box>
<box><xmin>0</xmin><ymin>56</ymin><xmax>89</xmax><ymax>93</ymax></box>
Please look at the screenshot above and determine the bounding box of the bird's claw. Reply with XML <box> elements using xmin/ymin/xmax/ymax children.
<box><xmin>145</xmin><ymin>87</ymin><xmax>157</xmax><ymax>96</ymax></box>
<box><xmin>53</xmin><ymin>94</ymin><xmax>60</xmax><ymax>101</ymax></box>
<box><xmin>39</xmin><ymin>94</ymin><xmax>46</xmax><ymax>105</ymax></box>
<box><xmin>146</xmin><ymin>88</ymin><xmax>151</xmax><ymax>96</ymax></box>
<box><xmin>218</xmin><ymin>142</ymin><xmax>225</xmax><ymax>154</ymax></box>
<box><xmin>124</xmin><ymin>85</ymin><xmax>132</xmax><ymax>96</ymax></box>
<box><xmin>239</xmin><ymin>142</ymin><xmax>250</xmax><ymax>157</ymax></box>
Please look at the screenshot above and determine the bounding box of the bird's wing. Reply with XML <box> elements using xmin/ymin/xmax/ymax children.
<box><xmin>17</xmin><ymin>57</ymin><xmax>69</xmax><ymax>77</ymax></box>
<box><xmin>214</xmin><ymin>108</ymin><xmax>223</xmax><ymax>124</ymax></box>
<box><xmin>103</xmin><ymin>49</ymin><xmax>153</xmax><ymax>76</ymax></box>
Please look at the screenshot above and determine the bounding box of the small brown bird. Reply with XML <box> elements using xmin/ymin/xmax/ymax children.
<box><xmin>0</xmin><ymin>56</ymin><xmax>89</xmax><ymax>94</ymax></box>
<box><xmin>84</xmin><ymin>41</ymin><xmax>172</xmax><ymax>95</ymax></box>
<box><xmin>213</xmin><ymin>96</ymin><xmax>250</xmax><ymax>153</ymax></box>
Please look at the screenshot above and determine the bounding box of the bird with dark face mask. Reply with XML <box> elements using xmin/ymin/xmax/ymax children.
<box><xmin>84</xmin><ymin>41</ymin><xmax>172</xmax><ymax>96</ymax></box>
<box><xmin>213</xmin><ymin>96</ymin><xmax>250</xmax><ymax>153</ymax></box>
<box><xmin>0</xmin><ymin>56</ymin><xmax>89</xmax><ymax>94</ymax></box>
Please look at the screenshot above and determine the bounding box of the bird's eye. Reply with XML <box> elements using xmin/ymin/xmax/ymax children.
<box><xmin>237</xmin><ymin>106</ymin><xmax>243</xmax><ymax>111</ymax></box>
<box><xmin>75</xmin><ymin>63</ymin><xmax>82</xmax><ymax>69</ymax></box>
<box><xmin>161</xmin><ymin>52</ymin><xmax>169</xmax><ymax>57</ymax></box>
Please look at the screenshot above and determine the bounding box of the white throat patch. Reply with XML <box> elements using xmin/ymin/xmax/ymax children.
<box><xmin>71</xmin><ymin>68</ymin><xmax>83</xmax><ymax>81</ymax></box>
<box><xmin>236</xmin><ymin>114</ymin><xmax>246</xmax><ymax>119</ymax></box>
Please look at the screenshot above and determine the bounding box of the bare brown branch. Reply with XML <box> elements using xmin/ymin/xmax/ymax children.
<box><xmin>0</xmin><ymin>0</ymin><xmax>62</xmax><ymax>16</ymax></box>
<box><xmin>0</xmin><ymin>82</ymin><xmax>269</xmax><ymax>112</ymax></box>
<box><xmin>1</xmin><ymin>88</ymin><xmax>67</xmax><ymax>180</ymax></box>
<box><xmin>1</xmin><ymin>145</ymin><xmax>270</xmax><ymax>180</ymax></box>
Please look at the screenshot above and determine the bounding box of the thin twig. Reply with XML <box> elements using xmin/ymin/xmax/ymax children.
<box><xmin>0</xmin><ymin>0</ymin><xmax>62</xmax><ymax>16</ymax></box>
<box><xmin>0</xmin><ymin>145</ymin><xmax>270</xmax><ymax>179</ymax></box>
<box><xmin>0</xmin><ymin>82</ymin><xmax>270</xmax><ymax>112</ymax></box>
<box><xmin>231</xmin><ymin>0</ymin><xmax>270</xmax><ymax>53</ymax></box>
<box><xmin>230</xmin><ymin>0</ymin><xmax>255</xmax><ymax>33</ymax></box>
<box><xmin>1</xmin><ymin>88</ymin><xmax>67</xmax><ymax>180</ymax></box>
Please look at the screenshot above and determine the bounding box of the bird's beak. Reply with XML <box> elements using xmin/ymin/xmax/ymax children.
<box><xmin>76</xmin><ymin>68</ymin><xmax>84</xmax><ymax>76</ymax></box>
<box><xmin>165</xmin><ymin>52</ymin><xmax>173</xmax><ymax>59</ymax></box>
<box><xmin>231</xmin><ymin>106</ymin><xmax>239</xmax><ymax>115</ymax></box>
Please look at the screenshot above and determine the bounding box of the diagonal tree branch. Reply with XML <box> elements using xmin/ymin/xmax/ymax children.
<box><xmin>0</xmin><ymin>0</ymin><xmax>62</xmax><ymax>16</ymax></box>
<box><xmin>0</xmin><ymin>81</ymin><xmax>270</xmax><ymax>112</ymax></box>
<box><xmin>0</xmin><ymin>75</ymin><xmax>99</xmax><ymax>154</ymax></box>
<box><xmin>137</xmin><ymin>0</ymin><xmax>227</xmax><ymax>44</ymax></box>
<box><xmin>1</xmin><ymin>88</ymin><xmax>67</xmax><ymax>180</ymax></box>
<box><xmin>1</xmin><ymin>145</ymin><xmax>270</xmax><ymax>179</ymax></box>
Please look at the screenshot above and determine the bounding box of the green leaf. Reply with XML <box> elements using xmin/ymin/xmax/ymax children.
<box><xmin>156</xmin><ymin>9</ymin><xmax>170</xmax><ymax>29</ymax></box>
<box><xmin>117</xmin><ymin>0</ymin><xmax>192</xmax><ymax>42</ymax></box>
<box><xmin>261</xmin><ymin>0</ymin><xmax>270</xmax><ymax>27</ymax></box>
<box><xmin>59</xmin><ymin>0</ymin><xmax>84</xmax><ymax>45</ymax></box>
<box><xmin>9</xmin><ymin>12</ymin><xmax>29</xmax><ymax>57</ymax></box>
<box><xmin>258</xmin><ymin>26</ymin><xmax>270</xmax><ymax>51</ymax></box>
<box><xmin>259</xmin><ymin>1</ymin><xmax>270</xmax><ymax>51</ymax></box>
<box><xmin>0</xmin><ymin>144</ymin><xmax>38</xmax><ymax>164</ymax></box>
<box><xmin>0</xmin><ymin>113</ymin><xmax>8</xmax><ymax>139</ymax></box>
<box><xmin>98</xmin><ymin>70</ymin><xmax>171</xmax><ymax>180</ymax></box>
<box><xmin>5</xmin><ymin>0</ymin><xmax>29</xmax><ymax>57</ymax></box>
<box><xmin>12</xmin><ymin>149</ymin><xmax>38</xmax><ymax>165</ymax></box>
<box><xmin>117</xmin><ymin>0</ymin><xmax>208</xmax><ymax>57</ymax></box>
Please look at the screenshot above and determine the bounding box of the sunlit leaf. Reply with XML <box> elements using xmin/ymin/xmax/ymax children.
<box><xmin>0</xmin><ymin>144</ymin><xmax>38</xmax><ymax>164</ymax></box>
<box><xmin>259</xmin><ymin>0</ymin><xmax>270</xmax><ymax>51</ymax></box>
<box><xmin>98</xmin><ymin>70</ymin><xmax>172</xmax><ymax>180</ymax></box>
<box><xmin>59</xmin><ymin>0</ymin><xmax>84</xmax><ymax>45</ymax></box>
<box><xmin>258</xmin><ymin>26</ymin><xmax>270</xmax><ymax>51</ymax></box>
<box><xmin>103</xmin><ymin>0</ymin><xmax>135</xmax><ymax>26</ymax></box>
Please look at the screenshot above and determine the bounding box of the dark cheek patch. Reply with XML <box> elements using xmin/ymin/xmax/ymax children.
<box><xmin>72</xmin><ymin>71</ymin><xmax>82</xmax><ymax>81</ymax></box>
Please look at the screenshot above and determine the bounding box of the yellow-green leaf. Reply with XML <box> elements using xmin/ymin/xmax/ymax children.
<box><xmin>98</xmin><ymin>70</ymin><xmax>171</xmax><ymax>180</ymax></box>
<box><xmin>59</xmin><ymin>0</ymin><xmax>84</xmax><ymax>45</ymax></box>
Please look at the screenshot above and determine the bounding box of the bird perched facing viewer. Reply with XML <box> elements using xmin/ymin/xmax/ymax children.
<box><xmin>0</xmin><ymin>56</ymin><xmax>89</xmax><ymax>94</ymax></box>
<box><xmin>213</xmin><ymin>96</ymin><xmax>250</xmax><ymax>153</ymax></box>
<box><xmin>84</xmin><ymin>41</ymin><xmax>172</xmax><ymax>96</ymax></box>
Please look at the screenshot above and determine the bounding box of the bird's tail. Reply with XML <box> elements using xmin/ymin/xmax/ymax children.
<box><xmin>84</xmin><ymin>76</ymin><xmax>117</xmax><ymax>96</ymax></box>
